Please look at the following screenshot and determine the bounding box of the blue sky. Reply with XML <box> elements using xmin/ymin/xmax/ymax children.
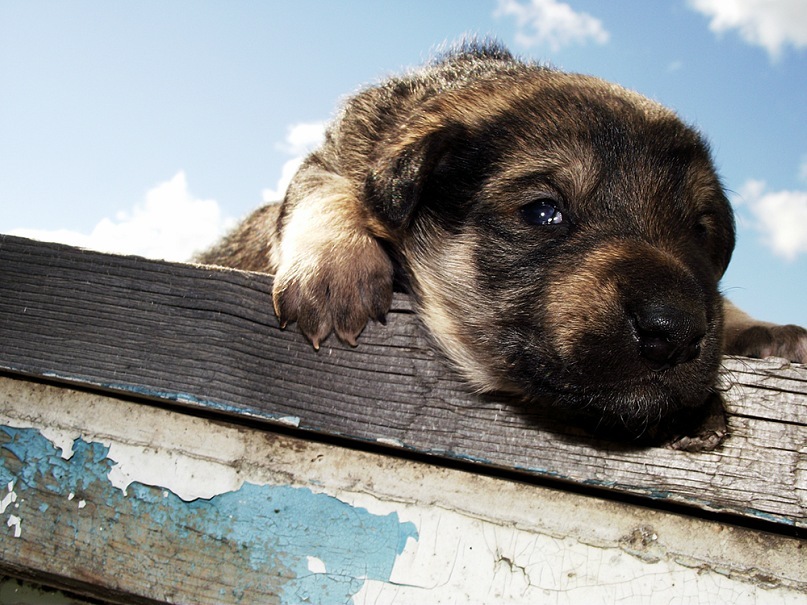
<box><xmin>1</xmin><ymin>0</ymin><xmax>805</xmax><ymax>326</ymax></box>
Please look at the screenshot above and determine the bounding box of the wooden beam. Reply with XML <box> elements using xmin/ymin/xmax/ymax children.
<box><xmin>2</xmin><ymin>375</ymin><xmax>805</xmax><ymax>604</ymax></box>
<box><xmin>1</xmin><ymin>234</ymin><xmax>805</xmax><ymax>528</ymax></box>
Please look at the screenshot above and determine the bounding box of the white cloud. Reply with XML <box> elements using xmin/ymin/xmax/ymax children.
<box><xmin>735</xmin><ymin>179</ymin><xmax>807</xmax><ymax>260</ymax></box>
<box><xmin>262</xmin><ymin>121</ymin><xmax>326</xmax><ymax>203</ymax></box>
<box><xmin>11</xmin><ymin>172</ymin><xmax>233</xmax><ymax>262</ymax></box>
<box><xmin>262</xmin><ymin>155</ymin><xmax>307</xmax><ymax>204</ymax></box>
<box><xmin>688</xmin><ymin>0</ymin><xmax>807</xmax><ymax>60</ymax></box>
<box><xmin>276</xmin><ymin>121</ymin><xmax>327</xmax><ymax>155</ymax></box>
<box><xmin>11</xmin><ymin>123</ymin><xmax>327</xmax><ymax>262</ymax></box>
<box><xmin>494</xmin><ymin>0</ymin><xmax>609</xmax><ymax>51</ymax></box>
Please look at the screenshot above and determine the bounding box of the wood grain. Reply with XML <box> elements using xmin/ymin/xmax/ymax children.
<box><xmin>1</xmin><ymin>234</ymin><xmax>805</xmax><ymax>527</ymax></box>
<box><xmin>3</xmin><ymin>376</ymin><xmax>805</xmax><ymax>605</ymax></box>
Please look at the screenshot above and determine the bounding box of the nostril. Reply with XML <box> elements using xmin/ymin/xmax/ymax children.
<box><xmin>639</xmin><ymin>335</ymin><xmax>677</xmax><ymax>370</ymax></box>
<box><xmin>631</xmin><ymin>303</ymin><xmax>706</xmax><ymax>371</ymax></box>
<box><xmin>638</xmin><ymin>333</ymin><xmax>702</xmax><ymax>371</ymax></box>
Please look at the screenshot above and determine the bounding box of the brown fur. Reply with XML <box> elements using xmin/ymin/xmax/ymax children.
<box><xmin>197</xmin><ymin>41</ymin><xmax>807</xmax><ymax>435</ymax></box>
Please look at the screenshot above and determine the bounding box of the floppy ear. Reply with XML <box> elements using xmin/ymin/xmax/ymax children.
<box><xmin>364</xmin><ymin>122</ymin><xmax>467</xmax><ymax>229</ymax></box>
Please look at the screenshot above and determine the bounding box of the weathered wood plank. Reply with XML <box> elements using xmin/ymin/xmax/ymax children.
<box><xmin>1</xmin><ymin>234</ymin><xmax>806</xmax><ymax>527</ymax></box>
<box><xmin>2</xmin><ymin>376</ymin><xmax>805</xmax><ymax>604</ymax></box>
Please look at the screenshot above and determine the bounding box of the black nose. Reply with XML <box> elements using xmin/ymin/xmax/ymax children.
<box><xmin>631</xmin><ymin>303</ymin><xmax>707</xmax><ymax>371</ymax></box>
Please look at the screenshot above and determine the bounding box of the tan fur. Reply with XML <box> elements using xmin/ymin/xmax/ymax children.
<box><xmin>270</xmin><ymin>169</ymin><xmax>393</xmax><ymax>347</ymax></box>
<box><xmin>199</xmin><ymin>41</ymin><xmax>806</xmax><ymax>436</ymax></box>
<box><xmin>404</xmin><ymin>229</ymin><xmax>502</xmax><ymax>393</ymax></box>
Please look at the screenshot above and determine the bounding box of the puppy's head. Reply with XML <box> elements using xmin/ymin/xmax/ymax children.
<box><xmin>367</xmin><ymin>69</ymin><xmax>735</xmax><ymax>434</ymax></box>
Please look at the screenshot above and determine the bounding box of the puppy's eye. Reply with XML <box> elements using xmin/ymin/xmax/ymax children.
<box><xmin>521</xmin><ymin>199</ymin><xmax>564</xmax><ymax>226</ymax></box>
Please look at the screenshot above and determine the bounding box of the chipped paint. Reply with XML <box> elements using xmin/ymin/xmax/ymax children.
<box><xmin>37</xmin><ymin>371</ymin><xmax>307</xmax><ymax>432</ymax></box>
<box><xmin>0</xmin><ymin>425</ymin><xmax>418</xmax><ymax>604</ymax></box>
<box><xmin>2</xmin><ymin>377</ymin><xmax>805</xmax><ymax>604</ymax></box>
<box><xmin>306</xmin><ymin>555</ymin><xmax>327</xmax><ymax>574</ymax></box>
<box><xmin>6</xmin><ymin>513</ymin><xmax>21</xmax><ymax>537</ymax></box>
<box><xmin>276</xmin><ymin>415</ymin><xmax>301</xmax><ymax>427</ymax></box>
<box><xmin>0</xmin><ymin>481</ymin><xmax>16</xmax><ymax>513</ymax></box>
<box><xmin>104</xmin><ymin>440</ymin><xmax>245</xmax><ymax>500</ymax></box>
<box><xmin>376</xmin><ymin>437</ymin><xmax>405</xmax><ymax>447</ymax></box>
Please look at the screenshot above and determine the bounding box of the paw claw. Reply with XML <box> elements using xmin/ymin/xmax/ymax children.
<box><xmin>272</xmin><ymin>235</ymin><xmax>394</xmax><ymax>348</ymax></box>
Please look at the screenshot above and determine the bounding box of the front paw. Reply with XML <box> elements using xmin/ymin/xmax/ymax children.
<box><xmin>273</xmin><ymin>236</ymin><xmax>394</xmax><ymax>349</ymax></box>
<box><xmin>724</xmin><ymin>323</ymin><xmax>807</xmax><ymax>364</ymax></box>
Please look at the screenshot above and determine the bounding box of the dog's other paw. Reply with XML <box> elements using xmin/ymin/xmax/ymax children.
<box><xmin>273</xmin><ymin>234</ymin><xmax>394</xmax><ymax>349</ymax></box>
<box><xmin>724</xmin><ymin>323</ymin><xmax>807</xmax><ymax>364</ymax></box>
<box><xmin>722</xmin><ymin>299</ymin><xmax>807</xmax><ymax>364</ymax></box>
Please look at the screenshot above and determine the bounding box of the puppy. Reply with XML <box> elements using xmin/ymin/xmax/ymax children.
<box><xmin>199</xmin><ymin>41</ymin><xmax>807</xmax><ymax>435</ymax></box>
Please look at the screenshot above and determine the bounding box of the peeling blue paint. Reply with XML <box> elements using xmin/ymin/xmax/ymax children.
<box><xmin>514</xmin><ymin>464</ymin><xmax>566</xmax><ymax>479</ymax></box>
<box><xmin>38</xmin><ymin>372</ymin><xmax>299</xmax><ymax>428</ymax></box>
<box><xmin>1</xmin><ymin>425</ymin><xmax>418</xmax><ymax>604</ymax></box>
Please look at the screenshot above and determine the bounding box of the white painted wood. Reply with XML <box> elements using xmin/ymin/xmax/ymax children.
<box><xmin>1</xmin><ymin>375</ymin><xmax>804</xmax><ymax>604</ymax></box>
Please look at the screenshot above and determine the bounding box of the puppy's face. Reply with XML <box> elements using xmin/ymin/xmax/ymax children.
<box><xmin>372</xmin><ymin>74</ymin><xmax>735</xmax><ymax>433</ymax></box>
